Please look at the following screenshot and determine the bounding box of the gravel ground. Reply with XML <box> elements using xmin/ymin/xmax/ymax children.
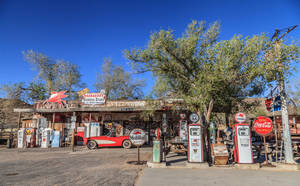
<box><xmin>0</xmin><ymin>146</ymin><xmax>152</xmax><ymax>186</ymax></box>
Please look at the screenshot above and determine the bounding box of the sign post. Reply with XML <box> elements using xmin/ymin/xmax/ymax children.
<box><xmin>129</xmin><ymin>129</ymin><xmax>146</xmax><ymax>165</ymax></box>
<box><xmin>253</xmin><ymin>116</ymin><xmax>273</xmax><ymax>165</ymax></box>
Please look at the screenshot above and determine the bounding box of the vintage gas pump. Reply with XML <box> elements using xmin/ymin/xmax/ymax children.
<box><xmin>179</xmin><ymin>120</ymin><xmax>188</xmax><ymax>144</ymax></box>
<box><xmin>41</xmin><ymin>129</ymin><xmax>50</xmax><ymax>148</ymax></box>
<box><xmin>232</xmin><ymin>113</ymin><xmax>253</xmax><ymax>164</ymax></box>
<box><xmin>188</xmin><ymin>124</ymin><xmax>204</xmax><ymax>163</ymax></box>
<box><xmin>17</xmin><ymin>128</ymin><xmax>25</xmax><ymax>148</ymax></box>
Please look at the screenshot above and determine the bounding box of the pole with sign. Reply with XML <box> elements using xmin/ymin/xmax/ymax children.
<box><xmin>253</xmin><ymin>116</ymin><xmax>273</xmax><ymax>165</ymax></box>
<box><xmin>129</xmin><ymin>129</ymin><xmax>146</xmax><ymax>165</ymax></box>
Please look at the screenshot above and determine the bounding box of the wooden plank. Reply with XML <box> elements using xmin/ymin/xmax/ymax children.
<box><xmin>13</xmin><ymin>108</ymin><xmax>34</xmax><ymax>112</ymax></box>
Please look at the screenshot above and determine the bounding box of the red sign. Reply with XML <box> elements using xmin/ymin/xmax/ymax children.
<box><xmin>235</xmin><ymin>113</ymin><xmax>246</xmax><ymax>123</ymax></box>
<box><xmin>265</xmin><ymin>98</ymin><xmax>273</xmax><ymax>112</ymax></box>
<box><xmin>253</xmin><ymin>116</ymin><xmax>273</xmax><ymax>136</ymax></box>
<box><xmin>44</xmin><ymin>91</ymin><xmax>68</xmax><ymax>105</ymax></box>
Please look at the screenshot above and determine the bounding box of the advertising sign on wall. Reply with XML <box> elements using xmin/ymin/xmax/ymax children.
<box><xmin>82</xmin><ymin>90</ymin><xmax>106</xmax><ymax>105</ymax></box>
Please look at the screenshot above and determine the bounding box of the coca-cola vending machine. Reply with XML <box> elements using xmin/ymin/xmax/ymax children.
<box><xmin>232</xmin><ymin>123</ymin><xmax>253</xmax><ymax>164</ymax></box>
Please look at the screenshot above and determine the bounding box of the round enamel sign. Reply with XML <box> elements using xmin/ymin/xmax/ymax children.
<box><xmin>189</xmin><ymin>113</ymin><xmax>199</xmax><ymax>123</ymax></box>
<box><xmin>129</xmin><ymin>128</ymin><xmax>146</xmax><ymax>146</ymax></box>
<box><xmin>235</xmin><ymin>113</ymin><xmax>246</xmax><ymax>123</ymax></box>
<box><xmin>253</xmin><ymin>116</ymin><xmax>273</xmax><ymax>136</ymax></box>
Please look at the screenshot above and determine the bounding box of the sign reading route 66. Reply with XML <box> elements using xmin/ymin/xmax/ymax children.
<box><xmin>129</xmin><ymin>128</ymin><xmax>146</xmax><ymax>146</ymax></box>
<box><xmin>189</xmin><ymin>113</ymin><xmax>199</xmax><ymax>123</ymax></box>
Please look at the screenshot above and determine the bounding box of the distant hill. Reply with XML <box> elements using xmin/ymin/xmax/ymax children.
<box><xmin>0</xmin><ymin>99</ymin><xmax>33</xmax><ymax>128</ymax></box>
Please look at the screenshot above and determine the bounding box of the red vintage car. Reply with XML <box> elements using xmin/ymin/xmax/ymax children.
<box><xmin>83</xmin><ymin>135</ymin><xmax>132</xmax><ymax>150</ymax></box>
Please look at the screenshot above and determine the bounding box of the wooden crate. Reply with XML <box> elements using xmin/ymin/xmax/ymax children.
<box><xmin>211</xmin><ymin>143</ymin><xmax>229</xmax><ymax>165</ymax></box>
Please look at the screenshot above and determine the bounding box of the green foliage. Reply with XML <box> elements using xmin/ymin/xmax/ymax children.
<box><xmin>22</xmin><ymin>50</ymin><xmax>84</xmax><ymax>99</ymax></box>
<box><xmin>0</xmin><ymin>82</ymin><xmax>26</xmax><ymax>100</ymax></box>
<box><xmin>94</xmin><ymin>58</ymin><xmax>145</xmax><ymax>100</ymax></box>
<box><xmin>125</xmin><ymin>20</ymin><xmax>271</xmax><ymax>124</ymax></box>
<box><xmin>26</xmin><ymin>82</ymin><xmax>47</xmax><ymax>102</ymax></box>
<box><xmin>23</xmin><ymin>50</ymin><xmax>57</xmax><ymax>94</ymax></box>
<box><xmin>0</xmin><ymin>81</ymin><xmax>47</xmax><ymax>103</ymax></box>
<box><xmin>54</xmin><ymin>60</ymin><xmax>85</xmax><ymax>99</ymax></box>
<box><xmin>263</xmin><ymin>41</ymin><xmax>300</xmax><ymax>82</ymax></box>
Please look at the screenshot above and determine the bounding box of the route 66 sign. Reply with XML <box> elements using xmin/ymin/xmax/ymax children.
<box><xmin>189</xmin><ymin>113</ymin><xmax>199</xmax><ymax>123</ymax></box>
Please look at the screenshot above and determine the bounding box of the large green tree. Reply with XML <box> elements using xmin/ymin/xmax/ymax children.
<box><xmin>94</xmin><ymin>58</ymin><xmax>145</xmax><ymax>100</ymax></box>
<box><xmin>125</xmin><ymin>20</ymin><xmax>269</xmax><ymax>124</ymax></box>
<box><xmin>125</xmin><ymin>20</ymin><xmax>272</xmax><ymax>161</ymax></box>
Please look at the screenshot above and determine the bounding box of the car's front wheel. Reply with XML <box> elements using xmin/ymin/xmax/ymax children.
<box><xmin>87</xmin><ymin>140</ymin><xmax>97</xmax><ymax>150</ymax></box>
<box><xmin>122</xmin><ymin>139</ymin><xmax>132</xmax><ymax>149</ymax></box>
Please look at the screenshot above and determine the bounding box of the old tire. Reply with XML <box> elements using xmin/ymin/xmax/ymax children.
<box><xmin>122</xmin><ymin>140</ymin><xmax>132</xmax><ymax>149</ymax></box>
<box><xmin>87</xmin><ymin>140</ymin><xmax>97</xmax><ymax>150</ymax></box>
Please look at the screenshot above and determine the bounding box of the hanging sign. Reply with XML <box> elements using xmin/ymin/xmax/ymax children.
<box><xmin>265</xmin><ymin>98</ymin><xmax>273</xmax><ymax>112</ymax></box>
<box><xmin>82</xmin><ymin>90</ymin><xmax>106</xmax><ymax>105</ymax></box>
<box><xmin>235</xmin><ymin>113</ymin><xmax>246</xmax><ymax>123</ymax></box>
<box><xmin>129</xmin><ymin>128</ymin><xmax>146</xmax><ymax>146</ymax></box>
<box><xmin>253</xmin><ymin>116</ymin><xmax>273</xmax><ymax>136</ymax></box>
<box><xmin>189</xmin><ymin>113</ymin><xmax>199</xmax><ymax>123</ymax></box>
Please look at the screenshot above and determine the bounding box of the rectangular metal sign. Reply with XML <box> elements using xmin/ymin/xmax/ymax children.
<box><xmin>82</xmin><ymin>92</ymin><xmax>106</xmax><ymax>105</ymax></box>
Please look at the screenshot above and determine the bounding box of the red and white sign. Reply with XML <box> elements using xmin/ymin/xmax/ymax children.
<box><xmin>44</xmin><ymin>91</ymin><xmax>68</xmax><ymax>105</ymax></box>
<box><xmin>129</xmin><ymin>128</ymin><xmax>146</xmax><ymax>146</ymax></box>
<box><xmin>253</xmin><ymin>116</ymin><xmax>273</xmax><ymax>136</ymax></box>
<box><xmin>235</xmin><ymin>113</ymin><xmax>246</xmax><ymax>123</ymax></box>
<box><xmin>180</xmin><ymin>113</ymin><xmax>186</xmax><ymax>119</ymax></box>
<box><xmin>82</xmin><ymin>91</ymin><xmax>106</xmax><ymax>105</ymax></box>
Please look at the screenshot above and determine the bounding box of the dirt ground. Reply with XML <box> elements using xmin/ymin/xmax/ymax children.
<box><xmin>0</xmin><ymin>146</ymin><xmax>152</xmax><ymax>186</ymax></box>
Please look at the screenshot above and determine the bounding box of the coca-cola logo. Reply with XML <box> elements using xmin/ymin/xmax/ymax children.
<box><xmin>253</xmin><ymin>116</ymin><xmax>273</xmax><ymax>136</ymax></box>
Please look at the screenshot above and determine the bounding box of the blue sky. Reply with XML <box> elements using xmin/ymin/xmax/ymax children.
<box><xmin>0</xmin><ymin>0</ymin><xmax>299</xmax><ymax>97</ymax></box>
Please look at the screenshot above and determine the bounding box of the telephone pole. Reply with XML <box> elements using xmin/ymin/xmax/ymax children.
<box><xmin>272</xmin><ymin>25</ymin><xmax>297</xmax><ymax>163</ymax></box>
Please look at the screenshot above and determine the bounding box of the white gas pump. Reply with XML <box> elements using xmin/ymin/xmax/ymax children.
<box><xmin>188</xmin><ymin>124</ymin><xmax>204</xmax><ymax>163</ymax></box>
<box><xmin>232</xmin><ymin>123</ymin><xmax>253</xmax><ymax>164</ymax></box>
<box><xmin>41</xmin><ymin>129</ymin><xmax>50</xmax><ymax>148</ymax></box>
<box><xmin>17</xmin><ymin>128</ymin><xmax>25</xmax><ymax>148</ymax></box>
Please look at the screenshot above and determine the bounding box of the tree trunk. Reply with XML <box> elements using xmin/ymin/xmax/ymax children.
<box><xmin>201</xmin><ymin>99</ymin><xmax>214</xmax><ymax>164</ymax></box>
<box><xmin>47</xmin><ymin>79</ymin><xmax>53</xmax><ymax>95</ymax></box>
<box><xmin>279</xmin><ymin>79</ymin><xmax>295</xmax><ymax>163</ymax></box>
<box><xmin>225</xmin><ymin>113</ymin><xmax>230</xmax><ymax>127</ymax></box>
